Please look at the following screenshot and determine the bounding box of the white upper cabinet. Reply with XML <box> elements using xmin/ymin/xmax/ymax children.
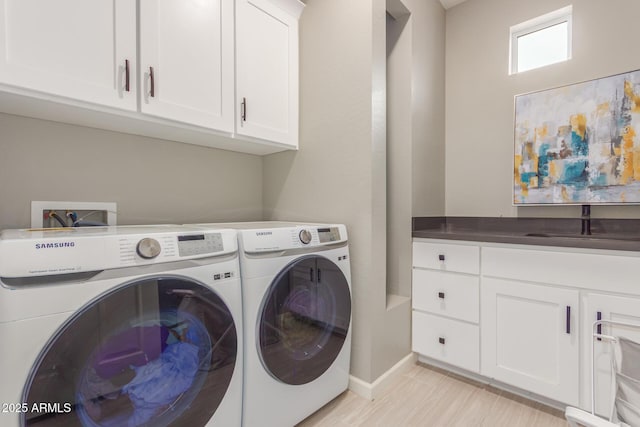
<box><xmin>0</xmin><ymin>0</ymin><xmax>136</xmax><ymax>110</ymax></box>
<box><xmin>0</xmin><ymin>0</ymin><xmax>303</xmax><ymax>155</ymax></box>
<box><xmin>236</xmin><ymin>0</ymin><xmax>302</xmax><ymax>147</ymax></box>
<box><xmin>139</xmin><ymin>0</ymin><xmax>234</xmax><ymax>131</ymax></box>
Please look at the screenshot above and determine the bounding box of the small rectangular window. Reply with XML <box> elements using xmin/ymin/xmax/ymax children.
<box><xmin>510</xmin><ymin>6</ymin><xmax>572</xmax><ymax>74</ymax></box>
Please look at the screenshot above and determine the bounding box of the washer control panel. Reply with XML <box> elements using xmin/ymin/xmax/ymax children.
<box><xmin>0</xmin><ymin>226</ymin><xmax>238</xmax><ymax>278</ymax></box>
<box><xmin>136</xmin><ymin>238</ymin><xmax>161</xmax><ymax>259</ymax></box>
<box><xmin>299</xmin><ymin>229</ymin><xmax>312</xmax><ymax>244</ymax></box>
<box><xmin>177</xmin><ymin>233</ymin><xmax>223</xmax><ymax>257</ymax></box>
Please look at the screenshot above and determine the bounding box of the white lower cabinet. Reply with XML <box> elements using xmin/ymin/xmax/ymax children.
<box><xmin>583</xmin><ymin>293</ymin><xmax>640</xmax><ymax>416</ymax></box>
<box><xmin>481</xmin><ymin>277</ymin><xmax>580</xmax><ymax>406</ymax></box>
<box><xmin>412</xmin><ymin>240</ymin><xmax>481</xmax><ymax>373</ymax></box>
<box><xmin>412</xmin><ymin>238</ymin><xmax>640</xmax><ymax>411</ymax></box>
<box><xmin>413</xmin><ymin>241</ymin><xmax>480</xmax><ymax>274</ymax></box>
<box><xmin>412</xmin><ymin>311</ymin><xmax>479</xmax><ymax>372</ymax></box>
<box><xmin>412</xmin><ymin>269</ymin><xmax>479</xmax><ymax>323</ymax></box>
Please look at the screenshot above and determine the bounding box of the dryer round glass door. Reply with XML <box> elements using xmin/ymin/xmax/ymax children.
<box><xmin>258</xmin><ymin>255</ymin><xmax>351</xmax><ymax>385</ymax></box>
<box><xmin>21</xmin><ymin>276</ymin><xmax>237</xmax><ymax>427</ymax></box>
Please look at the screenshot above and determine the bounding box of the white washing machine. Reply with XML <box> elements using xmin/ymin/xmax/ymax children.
<box><xmin>193</xmin><ymin>222</ymin><xmax>352</xmax><ymax>427</ymax></box>
<box><xmin>0</xmin><ymin>225</ymin><xmax>243</xmax><ymax>427</ymax></box>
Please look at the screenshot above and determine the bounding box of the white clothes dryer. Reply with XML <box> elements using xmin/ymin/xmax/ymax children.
<box><xmin>194</xmin><ymin>222</ymin><xmax>352</xmax><ymax>427</ymax></box>
<box><xmin>0</xmin><ymin>225</ymin><xmax>243</xmax><ymax>427</ymax></box>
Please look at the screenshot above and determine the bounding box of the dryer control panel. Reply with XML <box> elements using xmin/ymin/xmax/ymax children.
<box><xmin>241</xmin><ymin>224</ymin><xmax>347</xmax><ymax>253</ymax></box>
<box><xmin>317</xmin><ymin>227</ymin><xmax>341</xmax><ymax>243</ymax></box>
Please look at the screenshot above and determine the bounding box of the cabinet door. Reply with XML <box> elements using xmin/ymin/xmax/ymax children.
<box><xmin>583</xmin><ymin>293</ymin><xmax>640</xmax><ymax>416</ymax></box>
<box><xmin>236</xmin><ymin>0</ymin><xmax>299</xmax><ymax>146</ymax></box>
<box><xmin>0</xmin><ymin>0</ymin><xmax>136</xmax><ymax>110</ymax></box>
<box><xmin>481</xmin><ymin>278</ymin><xmax>579</xmax><ymax>405</ymax></box>
<box><xmin>139</xmin><ymin>0</ymin><xmax>234</xmax><ymax>131</ymax></box>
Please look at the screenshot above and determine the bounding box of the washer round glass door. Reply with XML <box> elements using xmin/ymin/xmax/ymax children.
<box><xmin>21</xmin><ymin>276</ymin><xmax>237</xmax><ymax>427</ymax></box>
<box><xmin>258</xmin><ymin>255</ymin><xmax>351</xmax><ymax>385</ymax></box>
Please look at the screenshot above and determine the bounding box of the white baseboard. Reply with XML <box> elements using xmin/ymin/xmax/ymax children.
<box><xmin>348</xmin><ymin>353</ymin><xmax>417</xmax><ymax>401</ymax></box>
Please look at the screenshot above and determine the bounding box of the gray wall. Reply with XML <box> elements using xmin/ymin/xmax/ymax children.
<box><xmin>0</xmin><ymin>113</ymin><xmax>263</xmax><ymax>229</ymax></box>
<box><xmin>445</xmin><ymin>0</ymin><xmax>640</xmax><ymax>219</ymax></box>
<box><xmin>386</xmin><ymin>0</ymin><xmax>446</xmax><ymax>296</ymax></box>
<box><xmin>263</xmin><ymin>0</ymin><xmax>380</xmax><ymax>382</ymax></box>
<box><xmin>384</xmin><ymin>0</ymin><xmax>446</xmax><ymax>375</ymax></box>
<box><xmin>386</xmin><ymin>6</ymin><xmax>412</xmax><ymax>299</ymax></box>
<box><xmin>263</xmin><ymin>0</ymin><xmax>445</xmax><ymax>383</ymax></box>
<box><xmin>411</xmin><ymin>0</ymin><xmax>445</xmax><ymax>217</ymax></box>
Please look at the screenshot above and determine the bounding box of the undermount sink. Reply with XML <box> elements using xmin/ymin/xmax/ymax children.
<box><xmin>524</xmin><ymin>232</ymin><xmax>640</xmax><ymax>241</ymax></box>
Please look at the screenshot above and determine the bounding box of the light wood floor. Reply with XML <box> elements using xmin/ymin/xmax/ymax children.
<box><xmin>297</xmin><ymin>363</ymin><xmax>569</xmax><ymax>426</ymax></box>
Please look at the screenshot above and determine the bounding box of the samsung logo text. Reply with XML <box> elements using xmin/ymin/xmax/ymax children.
<box><xmin>255</xmin><ymin>232</ymin><xmax>272</xmax><ymax>236</ymax></box>
<box><xmin>35</xmin><ymin>242</ymin><xmax>76</xmax><ymax>249</ymax></box>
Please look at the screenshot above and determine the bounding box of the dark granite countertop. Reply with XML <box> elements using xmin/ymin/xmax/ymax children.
<box><xmin>412</xmin><ymin>217</ymin><xmax>640</xmax><ymax>252</ymax></box>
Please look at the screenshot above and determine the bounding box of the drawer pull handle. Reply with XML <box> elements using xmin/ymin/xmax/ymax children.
<box><xmin>597</xmin><ymin>311</ymin><xmax>602</xmax><ymax>341</ymax></box>
<box><xmin>438</xmin><ymin>254</ymin><xmax>445</xmax><ymax>261</ymax></box>
<box><xmin>438</xmin><ymin>292</ymin><xmax>445</xmax><ymax>299</ymax></box>
<box><xmin>438</xmin><ymin>337</ymin><xmax>445</xmax><ymax>345</ymax></box>
<box><xmin>566</xmin><ymin>306</ymin><xmax>571</xmax><ymax>334</ymax></box>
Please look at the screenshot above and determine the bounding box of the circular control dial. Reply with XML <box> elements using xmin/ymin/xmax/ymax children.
<box><xmin>136</xmin><ymin>238</ymin><xmax>161</xmax><ymax>259</ymax></box>
<box><xmin>299</xmin><ymin>229</ymin><xmax>312</xmax><ymax>245</ymax></box>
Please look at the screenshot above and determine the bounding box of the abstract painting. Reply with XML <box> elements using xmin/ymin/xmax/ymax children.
<box><xmin>514</xmin><ymin>69</ymin><xmax>640</xmax><ymax>204</ymax></box>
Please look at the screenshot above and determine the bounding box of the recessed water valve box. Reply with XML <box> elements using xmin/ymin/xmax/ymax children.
<box><xmin>31</xmin><ymin>201</ymin><xmax>117</xmax><ymax>228</ymax></box>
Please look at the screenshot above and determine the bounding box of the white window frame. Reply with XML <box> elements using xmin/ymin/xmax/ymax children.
<box><xmin>509</xmin><ymin>5</ymin><xmax>573</xmax><ymax>75</ymax></box>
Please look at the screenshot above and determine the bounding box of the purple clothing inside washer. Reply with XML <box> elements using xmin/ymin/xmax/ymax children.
<box><xmin>284</xmin><ymin>287</ymin><xmax>328</xmax><ymax>323</ymax></box>
<box><xmin>123</xmin><ymin>341</ymin><xmax>200</xmax><ymax>426</ymax></box>
<box><xmin>93</xmin><ymin>326</ymin><xmax>170</xmax><ymax>379</ymax></box>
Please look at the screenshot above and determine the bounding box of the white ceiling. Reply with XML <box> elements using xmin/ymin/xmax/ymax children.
<box><xmin>439</xmin><ymin>0</ymin><xmax>468</xmax><ymax>9</ymax></box>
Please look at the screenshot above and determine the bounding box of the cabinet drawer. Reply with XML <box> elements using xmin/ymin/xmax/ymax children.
<box><xmin>412</xmin><ymin>311</ymin><xmax>479</xmax><ymax>373</ymax></box>
<box><xmin>412</xmin><ymin>269</ymin><xmax>479</xmax><ymax>323</ymax></box>
<box><xmin>482</xmin><ymin>246</ymin><xmax>640</xmax><ymax>294</ymax></box>
<box><xmin>413</xmin><ymin>241</ymin><xmax>479</xmax><ymax>274</ymax></box>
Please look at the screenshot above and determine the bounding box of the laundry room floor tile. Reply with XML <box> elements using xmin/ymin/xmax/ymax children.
<box><xmin>296</xmin><ymin>363</ymin><xmax>567</xmax><ymax>427</ymax></box>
